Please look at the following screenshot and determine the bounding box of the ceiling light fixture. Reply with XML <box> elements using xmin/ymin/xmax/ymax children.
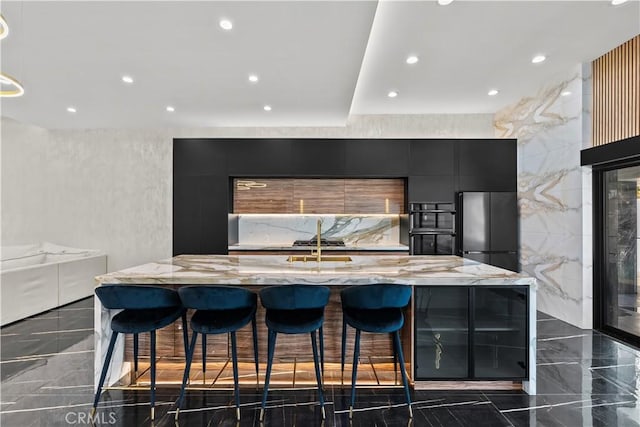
<box><xmin>438</xmin><ymin>0</ymin><xmax>454</xmax><ymax>5</ymax></box>
<box><xmin>387</xmin><ymin>91</ymin><xmax>398</xmax><ymax>98</ymax></box>
<box><xmin>611</xmin><ymin>0</ymin><xmax>628</xmax><ymax>5</ymax></box>
<box><xmin>0</xmin><ymin>15</ymin><xmax>24</xmax><ymax>97</ymax></box>
<box><xmin>531</xmin><ymin>55</ymin><xmax>546</xmax><ymax>64</ymax></box>
<box><xmin>406</xmin><ymin>56</ymin><xmax>419</xmax><ymax>65</ymax></box>
<box><xmin>561</xmin><ymin>91</ymin><xmax>572</xmax><ymax>97</ymax></box>
<box><xmin>248</xmin><ymin>74</ymin><xmax>259</xmax><ymax>83</ymax></box>
<box><xmin>121</xmin><ymin>75</ymin><xmax>134</xmax><ymax>84</ymax></box>
<box><xmin>67</xmin><ymin>107</ymin><xmax>77</xmax><ymax>113</ymax></box>
<box><xmin>488</xmin><ymin>89</ymin><xmax>499</xmax><ymax>96</ymax></box>
<box><xmin>0</xmin><ymin>72</ymin><xmax>24</xmax><ymax>97</ymax></box>
<box><xmin>166</xmin><ymin>106</ymin><xmax>175</xmax><ymax>112</ymax></box>
<box><xmin>0</xmin><ymin>14</ymin><xmax>9</xmax><ymax>40</ymax></box>
<box><xmin>219</xmin><ymin>19</ymin><xmax>233</xmax><ymax>30</ymax></box>
<box><xmin>263</xmin><ymin>105</ymin><xmax>272</xmax><ymax>111</ymax></box>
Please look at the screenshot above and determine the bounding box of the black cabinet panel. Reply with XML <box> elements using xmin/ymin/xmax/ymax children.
<box><xmin>409</xmin><ymin>140</ymin><xmax>456</xmax><ymax>175</ymax></box>
<box><xmin>490</xmin><ymin>192</ymin><xmax>518</xmax><ymax>252</ymax></box>
<box><xmin>173</xmin><ymin>176</ymin><xmax>228</xmax><ymax>255</ymax></box>
<box><xmin>290</xmin><ymin>140</ymin><xmax>345</xmax><ymax>176</ymax></box>
<box><xmin>473</xmin><ymin>287</ymin><xmax>528</xmax><ymax>379</ymax></box>
<box><xmin>174</xmin><ymin>139</ymin><xmax>227</xmax><ymax>176</ymax></box>
<box><xmin>458</xmin><ymin>174</ymin><xmax>516</xmax><ymax>192</ymax></box>
<box><xmin>408</xmin><ymin>176</ymin><xmax>455</xmax><ymax>202</ymax></box>
<box><xmin>226</xmin><ymin>139</ymin><xmax>292</xmax><ymax>175</ymax></box>
<box><xmin>344</xmin><ymin>139</ymin><xmax>409</xmax><ymax>176</ymax></box>
<box><xmin>459</xmin><ymin>140</ymin><xmax>516</xmax><ymax>177</ymax></box>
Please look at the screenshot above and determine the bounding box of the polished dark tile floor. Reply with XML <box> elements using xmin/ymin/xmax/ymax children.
<box><xmin>2</xmin><ymin>299</ymin><xmax>640</xmax><ymax>426</ymax></box>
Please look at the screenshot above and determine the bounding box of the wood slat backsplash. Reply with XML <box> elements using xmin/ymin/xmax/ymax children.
<box><xmin>233</xmin><ymin>178</ymin><xmax>406</xmax><ymax>214</ymax></box>
<box><xmin>592</xmin><ymin>35</ymin><xmax>640</xmax><ymax>146</ymax></box>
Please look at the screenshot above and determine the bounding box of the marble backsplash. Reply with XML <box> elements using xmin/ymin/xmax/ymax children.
<box><xmin>233</xmin><ymin>214</ymin><xmax>400</xmax><ymax>246</ymax></box>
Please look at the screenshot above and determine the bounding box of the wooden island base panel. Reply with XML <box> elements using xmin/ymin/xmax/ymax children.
<box><xmin>94</xmin><ymin>255</ymin><xmax>536</xmax><ymax>394</ymax></box>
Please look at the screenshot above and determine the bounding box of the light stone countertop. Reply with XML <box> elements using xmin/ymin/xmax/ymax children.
<box><xmin>95</xmin><ymin>254</ymin><xmax>536</xmax><ymax>287</ymax></box>
<box><xmin>228</xmin><ymin>244</ymin><xmax>409</xmax><ymax>251</ymax></box>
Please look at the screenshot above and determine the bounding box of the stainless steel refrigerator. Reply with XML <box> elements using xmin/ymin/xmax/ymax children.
<box><xmin>456</xmin><ymin>192</ymin><xmax>519</xmax><ymax>272</ymax></box>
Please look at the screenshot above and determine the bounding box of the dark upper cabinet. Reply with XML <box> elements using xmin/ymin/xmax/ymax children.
<box><xmin>173</xmin><ymin>175</ymin><xmax>228</xmax><ymax>255</ymax></box>
<box><xmin>458</xmin><ymin>174</ymin><xmax>517</xmax><ymax>192</ymax></box>
<box><xmin>408</xmin><ymin>176</ymin><xmax>456</xmax><ymax>202</ymax></box>
<box><xmin>458</xmin><ymin>140</ymin><xmax>516</xmax><ymax>178</ymax></box>
<box><xmin>290</xmin><ymin>140</ymin><xmax>345</xmax><ymax>176</ymax></box>
<box><xmin>344</xmin><ymin>140</ymin><xmax>409</xmax><ymax>176</ymax></box>
<box><xmin>226</xmin><ymin>139</ymin><xmax>293</xmax><ymax>175</ymax></box>
<box><xmin>409</xmin><ymin>140</ymin><xmax>456</xmax><ymax>176</ymax></box>
<box><xmin>174</xmin><ymin>139</ymin><xmax>228</xmax><ymax>176</ymax></box>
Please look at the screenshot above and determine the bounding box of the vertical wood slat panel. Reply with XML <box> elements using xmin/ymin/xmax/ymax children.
<box><xmin>592</xmin><ymin>35</ymin><xmax>640</xmax><ymax>146</ymax></box>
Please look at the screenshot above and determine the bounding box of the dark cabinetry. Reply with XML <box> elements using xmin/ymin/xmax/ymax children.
<box><xmin>409</xmin><ymin>202</ymin><xmax>456</xmax><ymax>255</ymax></box>
<box><xmin>414</xmin><ymin>286</ymin><xmax>528</xmax><ymax>380</ymax></box>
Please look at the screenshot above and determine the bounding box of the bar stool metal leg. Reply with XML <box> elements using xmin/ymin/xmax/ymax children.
<box><xmin>251</xmin><ymin>315</ymin><xmax>259</xmax><ymax>389</ymax></box>
<box><xmin>92</xmin><ymin>331</ymin><xmax>119</xmax><ymax>417</ymax></box>
<box><xmin>181</xmin><ymin>313</ymin><xmax>189</xmax><ymax>356</ymax></box>
<box><xmin>349</xmin><ymin>329</ymin><xmax>361</xmax><ymax>419</ymax></box>
<box><xmin>150</xmin><ymin>330</ymin><xmax>156</xmax><ymax>421</ymax></box>
<box><xmin>341</xmin><ymin>319</ymin><xmax>347</xmax><ymax>384</ymax></box>
<box><xmin>230</xmin><ymin>331</ymin><xmax>241</xmax><ymax>420</ymax></box>
<box><xmin>202</xmin><ymin>334</ymin><xmax>207</xmax><ymax>380</ymax></box>
<box><xmin>176</xmin><ymin>331</ymin><xmax>198</xmax><ymax>420</ymax></box>
<box><xmin>394</xmin><ymin>331</ymin><xmax>412</xmax><ymax>418</ymax></box>
<box><xmin>133</xmin><ymin>333</ymin><xmax>139</xmax><ymax>383</ymax></box>
<box><xmin>311</xmin><ymin>330</ymin><xmax>325</xmax><ymax>419</ymax></box>
<box><xmin>392</xmin><ymin>334</ymin><xmax>398</xmax><ymax>385</ymax></box>
<box><xmin>260</xmin><ymin>330</ymin><xmax>277</xmax><ymax>422</ymax></box>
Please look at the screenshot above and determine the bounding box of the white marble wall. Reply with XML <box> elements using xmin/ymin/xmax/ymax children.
<box><xmin>494</xmin><ymin>67</ymin><xmax>592</xmax><ymax>329</ymax></box>
<box><xmin>237</xmin><ymin>214</ymin><xmax>400</xmax><ymax>245</ymax></box>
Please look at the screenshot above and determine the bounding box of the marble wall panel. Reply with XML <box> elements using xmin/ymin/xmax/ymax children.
<box><xmin>495</xmin><ymin>68</ymin><xmax>592</xmax><ymax>328</ymax></box>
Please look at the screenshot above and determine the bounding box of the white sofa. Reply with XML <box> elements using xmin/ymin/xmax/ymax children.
<box><xmin>1</xmin><ymin>243</ymin><xmax>107</xmax><ymax>326</ymax></box>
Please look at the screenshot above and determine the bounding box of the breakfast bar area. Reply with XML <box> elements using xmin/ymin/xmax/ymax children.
<box><xmin>94</xmin><ymin>254</ymin><xmax>536</xmax><ymax>397</ymax></box>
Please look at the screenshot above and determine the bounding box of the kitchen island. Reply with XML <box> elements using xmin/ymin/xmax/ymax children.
<box><xmin>94</xmin><ymin>255</ymin><xmax>536</xmax><ymax>394</ymax></box>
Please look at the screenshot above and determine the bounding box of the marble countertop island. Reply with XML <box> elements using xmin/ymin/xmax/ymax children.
<box><xmin>95</xmin><ymin>254</ymin><xmax>536</xmax><ymax>287</ymax></box>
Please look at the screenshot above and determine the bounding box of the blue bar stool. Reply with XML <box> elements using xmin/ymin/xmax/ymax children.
<box><xmin>175</xmin><ymin>286</ymin><xmax>259</xmax><ymax>421</ymax></box>
<box><xmin>93</xmin><ymin>285</ymin><xmax>188</xmax><ymax>421</ymax></box>
<box><xmin>259</xmin><ymin>284</ymin><xmax>330</xmax><ymax>422</ymax></box>
<box><xmin>340</xmin><ymin>284</ymin><xmax>413</xmax><ymax>418</ymax></box>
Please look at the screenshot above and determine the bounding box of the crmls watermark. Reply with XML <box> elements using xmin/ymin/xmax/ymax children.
<box><xmin>64</xmin><ymin>411</ymin><xmax>117</xmax><ymax>425</ymax></box>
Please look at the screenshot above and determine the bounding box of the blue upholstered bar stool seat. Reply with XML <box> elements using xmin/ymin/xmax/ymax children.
<box><xmin>93</xmin><ymin>285</ymin><xmax>188</xmax><ymax>421</ymax></box>
<box><xmin>175</xmin><ymin>286</ymin><xmax>259</xmax><ymax>421</ymax></box>
<box><xmin>340</xmin><ymin>284</ymin><xmax>413</xmax><ymax>418</ymax></box>
<box><xmin>259</xmin><ymin>285</ymin><xmax>330</xmax><ymax>421</ymax></box>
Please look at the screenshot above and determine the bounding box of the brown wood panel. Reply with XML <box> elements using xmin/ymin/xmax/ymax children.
<box><xmin>293</xmin><ymin>179</ymin><xmax>345</xmax><ymax>213</ymax></box>
<box><xmin>233</xmin><ymin>178</ymin><xmax>406</xmax><ymax>214</ymax></box>
<box><xmin>232</xmin><ymin>178</ymin><xmax>295</xmax><ymax>213</ymax></box>
<box><xmin>344</xmin><ymin>179</ymin><xmax>406</xmax><ymax>214</ymax></box>
<box><xmin>592</xmin><ymin>35</ymin><xmax>640</xmax><ymax>146</ymax></box>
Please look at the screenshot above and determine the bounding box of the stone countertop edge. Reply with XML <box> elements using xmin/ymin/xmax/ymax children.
<box><xmin>228</xmin><ymin>244</ymin><xmax>410</xmax><ymax>251</ymax></box>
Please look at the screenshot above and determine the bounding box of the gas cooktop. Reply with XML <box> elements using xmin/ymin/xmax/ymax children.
<box><xmin>292</xmin><ymin>238</ymin><xmax>346</xmax><ymax>247</ymax></box>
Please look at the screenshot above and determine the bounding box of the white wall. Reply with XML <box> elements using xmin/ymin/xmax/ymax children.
<box><xmin>494</xmin><ymin>66</ymin><xmax>593</xmax><ymax>329</ymax></box>
<box><xmin>1</xmin><ymin>114</ymin><xmax>493</xmax><ymax>272</ymax></box>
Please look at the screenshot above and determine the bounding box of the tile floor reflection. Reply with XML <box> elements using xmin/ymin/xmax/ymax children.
<box><xmin>1</xmin><ymin>299</ymin><xmax>639</xmax><ymax>426</ymax></box>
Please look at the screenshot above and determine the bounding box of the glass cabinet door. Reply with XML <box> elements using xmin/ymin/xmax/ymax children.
<box><xmin>473</xmin><ymin>287</ymin><xmax>528</xmax><ymax>379</ymax></box>
<box><xmin>414</xmin><ymin>287</ymin><xmax>469</xmax><ymax>379</ymax></box>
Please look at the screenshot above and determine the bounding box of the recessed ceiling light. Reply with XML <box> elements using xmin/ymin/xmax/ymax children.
<box><xmin>611</xmin><ymin>0</ymin><xmax>628</xmax><ymax>5</ymax></box>
<box><xmin>561</xmin><ymin>91</ymin><xmax>572</xmax><ymax>97</ymax></box>
<box><xmin>488</xmin><ymin>89</ymin><xmax>499</xmax><ymax>96</ymax></box>
<box><xmin>248</xmin><ymin>74</ymin><xmax>259</xmax><ymax>83</ymax></box>
<box><xmin>219</xmin><ymin>19</ymin><xmax>233</xmax><ymax>30</ymax></box>
<box><xmin>166</xmin><ymin>106</ymin><xmax>175</xmax><ymax>112</ymax></box>
<box><xmin>387</xmin><ymin>91</ymin><xmax>398</xmax><ymax>98</ymax></box>
<box><xmin>406</xmin><ymin>56</ymin><xmax>419</xmax><ymax>65</ymax></box>
<box><xmin>263</xmin><ymin>105</ymin><xmax>272</xmax><ymax>111</ymax></box>
<box><xmin>531</xmin><ymin>55</ymin><xmax>546</xmax><ymax>64</ymax></box>
<box><xmin>438</xmin><ymin>0</ymin><xmax>454</xmax><ymax>5</ymax></box>
<box><xmin>121</xmin><ymin>75</ymin><xmax>134</xmax><ymax>84</ymax></box>
<box><xmin>67</xmin><ymin>107</ymin><xmax>77</xmax><ymax>113</ymax></box>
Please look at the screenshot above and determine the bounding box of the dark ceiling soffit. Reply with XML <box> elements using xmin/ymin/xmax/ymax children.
<box><xmin>581</xmin><ymin>134</ymin><xmax>640</xmax><ymax>167</ymax></box>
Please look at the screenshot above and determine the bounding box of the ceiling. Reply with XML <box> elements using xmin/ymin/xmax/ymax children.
<box><xmin>0</xmin><ymin>0</ymin><xmax>638</xmax><ymax>129</ymax></box>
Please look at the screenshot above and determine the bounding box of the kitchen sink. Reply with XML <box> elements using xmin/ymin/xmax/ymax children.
<box><xmin>286</xmin><ymin>255</ymin><xmax>352</xmax><ymax>263</ymax></box>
